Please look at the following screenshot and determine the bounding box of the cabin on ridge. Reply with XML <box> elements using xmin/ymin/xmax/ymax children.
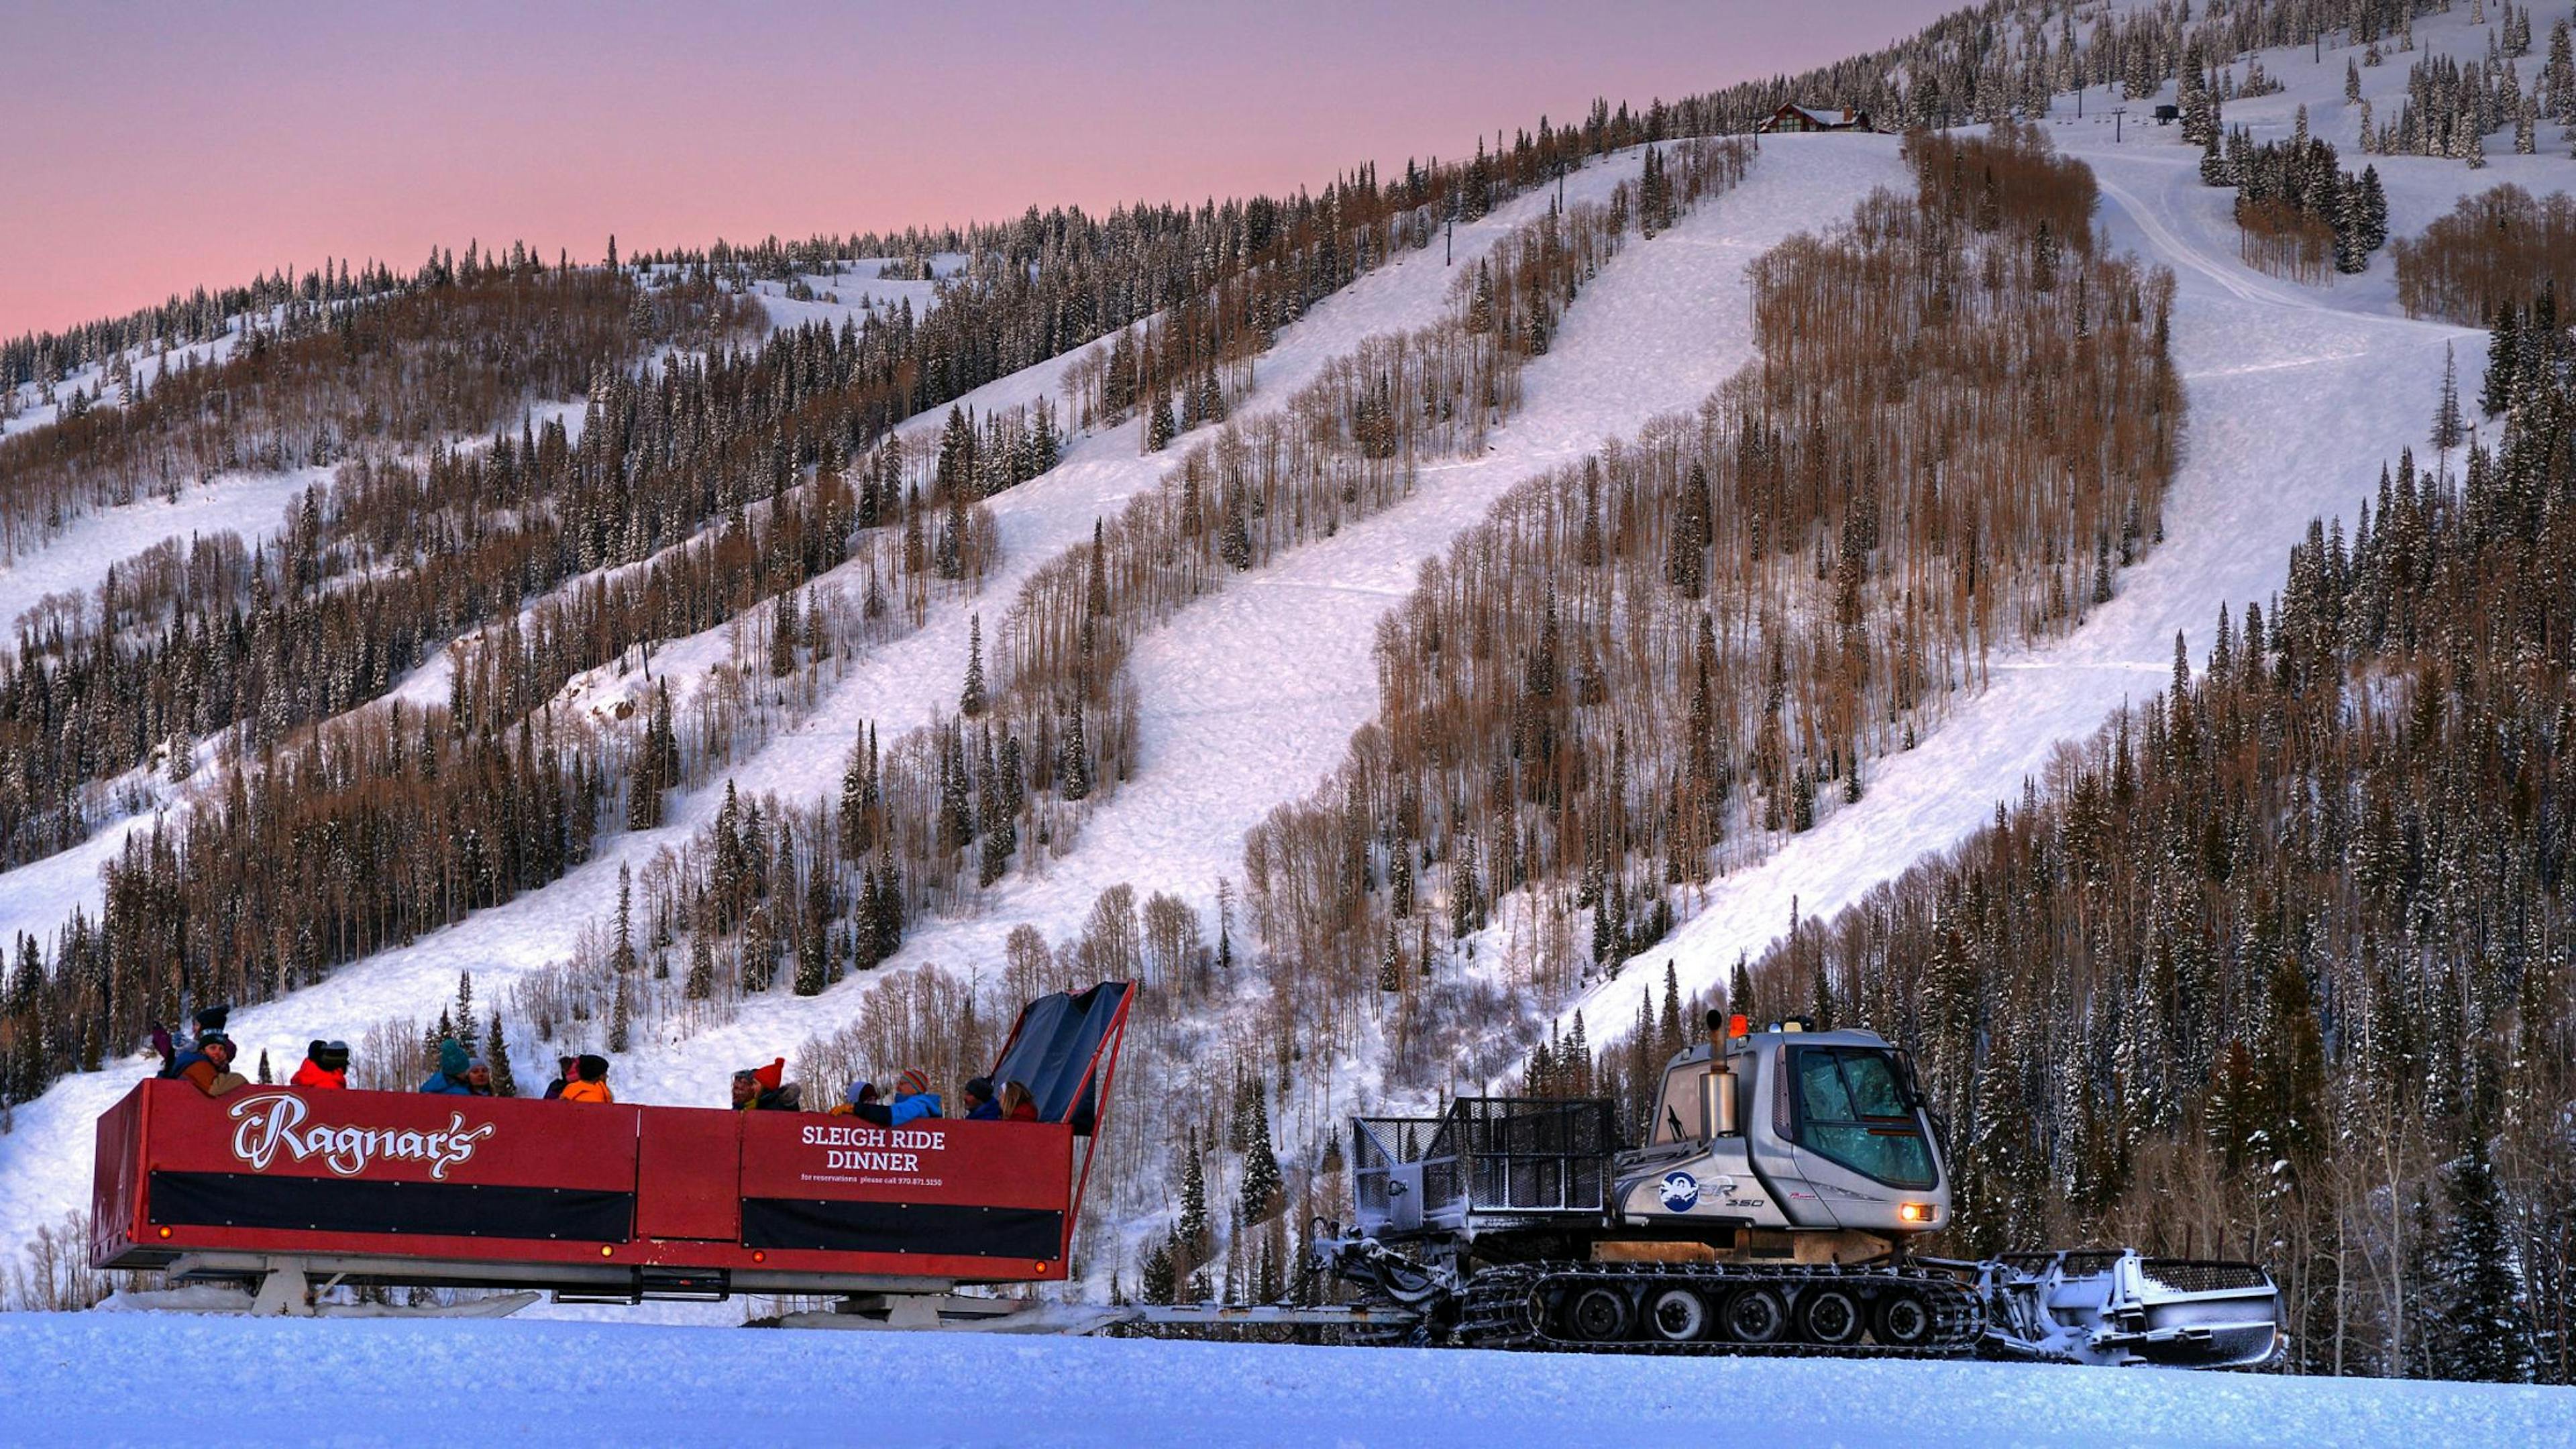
<box><xmin>1756</xmin><ymin>104</ymin><xmax>1875</xmax><ymax>134</ymax></box>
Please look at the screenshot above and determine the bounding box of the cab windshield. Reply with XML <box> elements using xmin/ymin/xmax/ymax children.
<box><xmin>1792</xmin><ymin>1046</ymin><xmax>1935</xmax><ymax>1189</ymax></box>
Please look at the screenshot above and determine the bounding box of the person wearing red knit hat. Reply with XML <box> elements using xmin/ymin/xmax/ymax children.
<box><xmin>730</xmin><ymin>1057</ymin><xmax>802</xmax><ymax>1112</ymax></box>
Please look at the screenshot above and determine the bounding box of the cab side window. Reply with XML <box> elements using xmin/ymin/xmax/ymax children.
<box><xmin>1790</xmin><ymin>1046</ymin><xmax>1935</xmax><ymax>1189</ymax></box>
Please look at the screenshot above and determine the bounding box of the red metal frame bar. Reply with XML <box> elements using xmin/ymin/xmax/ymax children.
<box><xmin>1061</xmin><ymin>988</ymin><xmax>1136</xmax><ymax>1256</ymax></box>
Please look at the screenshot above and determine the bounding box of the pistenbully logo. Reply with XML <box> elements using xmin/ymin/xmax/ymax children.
<box><xmin>1658</xmin><ymin>1170</ymin><xmax>1700</xmax><ymax>1212</ymax></box>
<box><xmin>227</xmin><ymin>1092</ymin><xmax>494</xmax><ymax>1180</ymax></box>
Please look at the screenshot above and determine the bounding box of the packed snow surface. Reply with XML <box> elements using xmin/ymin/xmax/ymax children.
<box><xmin>3</xmin><ymin>1312</ymin><xmax>2570</xmax><ymax>1449</ymax></box>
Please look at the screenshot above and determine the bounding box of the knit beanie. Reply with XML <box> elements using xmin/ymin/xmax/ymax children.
<box><xmin>438</xmin><ymin>1038</ymin><xmax>470</xmax><ymax>1078</ymax></box>
<box><xmin>896</xmin><ymin>1068</ymin><xmax>929</xmax><ymax>1097</ymax></box>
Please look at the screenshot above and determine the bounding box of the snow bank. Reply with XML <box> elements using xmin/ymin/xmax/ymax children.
<box><xmin>1</xmin><ymin>1312</ymin><xmax>2568</xmax><ymax>1448</ymax></box>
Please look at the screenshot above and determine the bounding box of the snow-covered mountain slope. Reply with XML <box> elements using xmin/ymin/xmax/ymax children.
<box><xmin>1571</xmin><ymin>0</ymin><xmax>2576</xmax><ymax>1035</ymax></box>
<box><xmin>4</xmin><ymin>1311</ymin><xmax>2571</xmax><ymax>1449</ymax></box>
<box><xmin>0</xmin><ymin>145</ymin><xmax>1659</xmax><ymax>1246</ymax></box>
<box><xmin>742</xmin><ymin>252</ymin><xmax>964</xmax><ymax>331</ymax></box>
<box><xmin>0</xmin><ymin>466</ymin><xmax>323</xmax><ymax>635</ymax></box>
<box><xmin>2</xmin><ymin>324</ymin><xmax>244</xmax><ymax>445</ymax></box>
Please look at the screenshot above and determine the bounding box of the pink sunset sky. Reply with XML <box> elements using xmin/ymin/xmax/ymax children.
<box><xmin>1</xmin><ymin>0</ymin><xmax>1955</xmax><ymax>339</ymax></box>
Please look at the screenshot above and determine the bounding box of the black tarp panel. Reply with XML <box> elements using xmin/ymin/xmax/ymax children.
<box><xmin>988</xmin><ymin>981</ymin><xmax>1129</xmax><ymax>1134</ymax></box>
<box><xmin>740</xmin><ymin>1199</ymin><xmax>1061</xmax><ymax>1258</ymax></box>
<box><xmin>150</xmin><ymin>1171</ymin><xmax>633</xmax><ymax>1242</ymax></box>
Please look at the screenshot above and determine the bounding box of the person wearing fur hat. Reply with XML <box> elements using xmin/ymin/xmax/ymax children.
<box><xmin>419</xmin><ymin>1037</ymin><xmax>476</xmax><ymax>1095</ymax></box>
<box><xmin>291</xmin><ymin>1040</ymin><xmax>350</xmax><ymax>1089</ymax></box>
<box><xmin>731</xmin><ymin>1057</ymin><xmax>801</xmax><ymax>1112</ymax></box>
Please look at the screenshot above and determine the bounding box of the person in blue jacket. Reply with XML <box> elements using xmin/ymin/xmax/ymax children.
<box><xmin>885</xmin><ymin>1069</ymin><xmax>942</xmax><ymax>1124</ymax></box>
<box><xmin>961</xmin><ymin>1077</ymin><xmax>1002</xmax><ymax>1121</ymax></box>
<box><xmin>419</xmin><ymin>1038</ymin><xmax>476</xmax><ymax>1095</ymax></box>
<box><xmin>837</xmin><ymin>1069</ymin><xmax>942</xmax><ymax>1126</ymax></box>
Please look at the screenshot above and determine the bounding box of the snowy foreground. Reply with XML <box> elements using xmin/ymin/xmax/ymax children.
<box><xmin>3</xmin><ymin>1316</ymin><xmax>2571</xmax><ymax>1449</ymax></box>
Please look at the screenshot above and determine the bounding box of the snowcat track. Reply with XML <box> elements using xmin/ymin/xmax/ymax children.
<box><xmin>1455</xmin><ymin>1260</ymin><xmax>1984</xmax><ymax>1358</ymax></box>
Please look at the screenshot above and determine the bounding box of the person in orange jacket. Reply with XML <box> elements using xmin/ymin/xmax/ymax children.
<box><xmin>290</xmin><ymin>1040</ymin><xmax>350</xmax><ymax>1089</ymax></box>
<box><xmin>559</xmin><ymin>1054</ymin><xmax>614</xmax><ymax>1102</ymax></box>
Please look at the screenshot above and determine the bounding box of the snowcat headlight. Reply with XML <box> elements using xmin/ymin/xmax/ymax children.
<box><xmin>1899</xmin><ymin>1202</ymin><xmax>1935</xmax><ymax>1224</ymax></box>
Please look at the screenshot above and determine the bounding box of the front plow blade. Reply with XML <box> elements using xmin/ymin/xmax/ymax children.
<box><xmin>1978</xmin><ymin>1249</ymin><xmax>2281</xmax><ymax>1368</ymax></box>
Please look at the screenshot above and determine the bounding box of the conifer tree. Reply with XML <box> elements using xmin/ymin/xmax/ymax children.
<box><xmin>1179</xmin><ymin>1145</ymin><xmax>1210</xmax><ymax>1258</ymax></box>
<box><xmin>484</xmin><ymin>1008</ymin><xmax>517</xmax><ymax>1096</ymax></box>
<box><xmin>2481</xmin><ymin>306</ymin><xmax>2520</xmax><ymax>417</ymax></box>
<box><xmin>1450</xmin><ymin>832</ymin><xmax>1483</xmax><ymax>938</ymax></box>
<box><xmin>1666</xmin><ymin>462</ymin><xmax>1709</xmax><ymax>596</ymax></box>
<box><xmin>769</xmin><ymin>588</ymin><xmax>800</xmax><ymax>677</ymax></box>
<box><xmin>2432</xmin><ymin>341</ymin><xmax>2468</xmax><ymax>459</ymax></box>
<box><xmin>685</xmin><ymin>932</ymin><xmax>714</xmax><ymax>1001</ymax></box>
<box><xmin>1059</xmin><ymin>696</ymin><xmax>1092</xmax><ymax>802</ymax></box>
<box><xmin>611</xmin><ymin>864</ymin><xmax>638</xmax><ymax>977</ymax></box>
<box><xmin>1220</xmin><ymin>494</ymin><xmax>1252</xmax><ymax>570</ymax></box>
<box><xmin>794</xmin><ymin>859</ymin><xmax>831</xmax><ymax>996</ymax></box>
<box><xmin>1142</xmin><ymin>1235</ymin><xmax>1178</xmax><ymax>1305</ymax></box>
<box><xmin>607</xmin><ymin>970</ymin><xmax>631</xmax><ymax>1053</ymax></box>
<box><xmin>1146</xmin><ymin>390</ymin><xmax>1177</xmax><ymax>452</ymax></box>
<box><xmin>2429</xmin><ymin>1113</ymin><xmax>2537</xmax><ymax>1382</ymax></box>
<box><xmin>1240</xmin><ymin>1087</ymin><xmax>1284</xmax><ymax>1225</ymax></box>
<box><xmin>960</xmin><ymin>614</ymin><xmax>987</xmax><ymax>717</ymax></box>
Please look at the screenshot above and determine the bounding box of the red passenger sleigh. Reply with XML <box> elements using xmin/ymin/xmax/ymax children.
<box><xmin>91</xmin><ymin>983</ymin><xmax>1132</xmax><ymax>1305</ymax></box>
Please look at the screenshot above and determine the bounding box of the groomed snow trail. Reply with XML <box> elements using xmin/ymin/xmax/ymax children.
<box><xmin>628</xmin><ymin>137</ymin><xmax>1911</xmax><ymax>1095</ymax></box>
<box><xmin>4</xmin><ymin>1312</ymin><xmax>2570</xmax><ymax>1449</ymax></box>
<box><xmin>1570</xmin><ymin>7</ymin><xmax>2576</xmax><ymax>1034</ymax></box>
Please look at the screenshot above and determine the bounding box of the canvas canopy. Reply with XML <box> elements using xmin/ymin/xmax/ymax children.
<box><xmin>989</xmin><ymin>981</ymin><xmax>1132</xmax><ymax>1135</ymax></box>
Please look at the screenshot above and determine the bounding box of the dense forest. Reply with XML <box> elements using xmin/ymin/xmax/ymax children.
<box><xmin>2393</xmin><ymin>181</ymin><xmax>2576</xmax><ymax>319</ymax></box>
<box><xmin>2357</xmin><ymin>7</ymin><xmax>2574</xmax><ymax>160</ymax></box>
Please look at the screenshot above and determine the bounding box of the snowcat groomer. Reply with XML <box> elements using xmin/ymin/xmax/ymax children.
<box><xmin>1314</xmin><ymin>1012</ymin><xmax>2282</xmax><ymax>1367</ymax></box>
